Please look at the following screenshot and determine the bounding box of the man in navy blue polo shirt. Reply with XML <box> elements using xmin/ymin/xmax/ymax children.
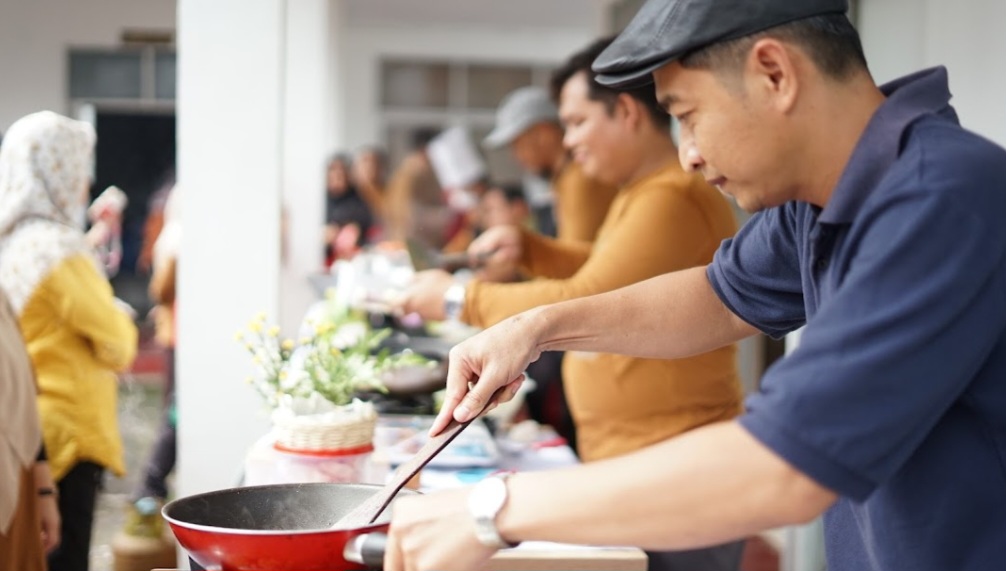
<box><xmin>379</xmin><ymin>1</ymin><xmax>1006</xmax><ymax>571</ymax></box>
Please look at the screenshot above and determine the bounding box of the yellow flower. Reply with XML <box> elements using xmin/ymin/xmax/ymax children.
<box><xmin>254</xmin><ymin>311</ymin><xmax>267</xmax><ymax>322</ymax></box>
<box><xmin>234</xmin><ymin>331</ymin><xmax>244</xmax><ymax>341</ymax></box>
<box><xmin>299</xmin><ymin>337</ymin><xmax>311</xmax><ymax>345</ymax></box>
<box><xmin>267</xmin><ymin>326</ymin><xmax>280</xmax><ymax>338</ymax></box>
<box><xmin>252</xmin><ymin>356</ymin><xmax>262</xmax><ymax>365</ymax></box>
<box><xmin>244</xmin><ymin>376</ymin><xmax>254</xmax><ymax>384</ymax></box>
<box><xmin>278</xmin><ymin>371</ymin><xmax>288</xmax><ymax>380</ymax></box>
<box><xmin>281</xmin><ymin>339</ymin><xmax>295</xmax><ymax>351</ymax></box>
<box><xmin>248</xmin><ymin>321</ymin><xmax>263</xmax><ymax>333</ymax></box>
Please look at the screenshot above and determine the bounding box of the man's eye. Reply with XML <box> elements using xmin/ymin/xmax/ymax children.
<box><xmin>674</xmin><ymin>112</ymin><xmax>693</xmax><ymax>127</ymax></box>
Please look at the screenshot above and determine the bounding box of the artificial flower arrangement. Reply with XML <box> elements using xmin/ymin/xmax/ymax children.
<box><xmin>237</xmin><ymin>300</ymin><xmax>429</xmax><ymax>409</ymax></box>
<box><xmin>236</xmin><ymin>296</ymin><xmax>431</xmax><ymax>454</ymax></box>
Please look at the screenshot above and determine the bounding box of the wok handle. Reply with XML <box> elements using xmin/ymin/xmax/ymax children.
<box><xmin>344</xmin><ymin>532</ymin><xmax>388</xmax><ymax>568</ymax></box>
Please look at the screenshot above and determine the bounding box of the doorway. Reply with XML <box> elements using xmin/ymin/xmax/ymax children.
<box><xmin>92</xmin><ymin>109</ymin><xmax>176</xmax><ymax>312</ymax></box>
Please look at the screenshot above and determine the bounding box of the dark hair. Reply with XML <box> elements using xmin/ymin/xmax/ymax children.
<box><xmin>550</xmin><ymin>37</ymin><xmax>671</xmax><ymax>131</ymax></box>
<box><xmin>680</xmin><ymin>14</ymin><xmax>868</xmax><ymax>80</ymax></box>
<box><xmin>327</xmin><ymin>153</ymin><xmax>352</xmax><ymax>170</ymax></box>
<box><xmin>494</xmin><ymin>183</ymin><xmax>527</xmax><ymax>204</ymax></box>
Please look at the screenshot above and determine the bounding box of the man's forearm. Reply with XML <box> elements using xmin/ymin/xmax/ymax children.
<box><xmin>532</xmin><ymin>266</ymin><xmax>756</xmax><ymax>360</ymax></box>
<box><xmin>499</xmin><ymin>421</ymin><xmax>836</xmax><ymax>549</ymax></box>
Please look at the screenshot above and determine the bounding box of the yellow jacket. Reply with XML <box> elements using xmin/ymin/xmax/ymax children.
<box><xmin>462</xmin><ymin>160</ymin><xmax>742</xmax><ymax>461</ymax></box>
<box><xmin>18</xmin><ymin>254</ymin><xmax>137</xmax><ymax>481</ymax></box>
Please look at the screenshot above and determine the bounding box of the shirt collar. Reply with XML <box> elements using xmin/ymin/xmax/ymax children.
<box><xmin>817</xmin><ymin>66</ymin><xmax>957</xmax><ymax>225</ymax></box>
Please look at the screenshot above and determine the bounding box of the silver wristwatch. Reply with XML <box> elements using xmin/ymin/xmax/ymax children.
<box><xmin>443</xmin><ymin>283</ymin><xmax>466</xmax><ymax>321</ymax></box>
<box><xmin>468</xmin><ymin>475</ymin><xmax>518</xmax><ymax>549</ymax></box>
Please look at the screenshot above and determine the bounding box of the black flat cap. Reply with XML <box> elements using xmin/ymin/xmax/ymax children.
<box><xmin>594</xmin><ymin>0</ymin><xmax>849</xmax><ymax>88</ymax></box>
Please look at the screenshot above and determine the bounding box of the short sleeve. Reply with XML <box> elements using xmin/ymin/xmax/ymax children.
<box><xmin>707</xmin><ymin>204</ymin><xmax>806</xmax><ymax>338</ymax></box>
<box><xmin>739</xmin><ymin>193</ymin><xmax>1006</xmax><ymax>500</ymax></box>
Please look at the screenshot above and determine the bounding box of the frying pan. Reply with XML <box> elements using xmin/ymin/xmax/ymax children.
<box><xmin>374</xmin><ymin>332</ymin><xmax>451</xmax><ymax>396</ymax></box>
<box><xmin>380</xmin><ymin>360</ymin><xmax>447</xmax><ymax>396</ymax></box>
<box><xmin>163</xmin><ymin>483</ymin><xmax>414</xmax><ymax>570</ymax></box>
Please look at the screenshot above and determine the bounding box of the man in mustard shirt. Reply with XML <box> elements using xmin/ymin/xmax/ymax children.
<box><xmin>483</xmin><ymin>86</ymin><xmax>619</xmax><ymax>244</ymax></box>
<box><xmin>400</xmin><ymin>38</ymin><xmax>744</xmax><ymax>571</ymax></box>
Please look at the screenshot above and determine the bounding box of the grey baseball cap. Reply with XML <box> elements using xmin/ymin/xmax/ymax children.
<box><xmin>593</xmin><ymin>0</ymin><xmax>849</xmax><ymax>88</ymax></box>
<box><xmin>482</xmin><ymin>86</ymin><xmax>559</xmax><ymax>149</ymax></box>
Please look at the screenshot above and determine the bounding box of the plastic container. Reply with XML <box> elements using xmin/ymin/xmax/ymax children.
<box><xmin>270</xmin><ymin>443</ymin><xmax>373</xmax><ymax>484</ymax></box>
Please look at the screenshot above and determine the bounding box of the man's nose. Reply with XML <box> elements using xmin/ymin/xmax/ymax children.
<box><xmin>678</xmin><ymin>139</ymin><xmax>704</xmax><ymax>173</ymax></box>
<box><xmin>562</xmin><ymin>129</ymin><xmax>576</xmax><ymax>150</ymax></box>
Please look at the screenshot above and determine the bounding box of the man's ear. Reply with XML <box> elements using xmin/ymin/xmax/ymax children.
<box><xmin>616</xmin><ymin>92</ymin><xmax>644</xmax><ymax>129</ymax></box>
<box><xmin>746</xmin><ymin>38</ymin><xmax>799</xmax><ymax>113</ymax></box>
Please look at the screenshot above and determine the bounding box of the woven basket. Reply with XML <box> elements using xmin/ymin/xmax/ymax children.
<box><xmin>272</xmin><ymin>415</ymin><xmax>375</xmax><ymax>453</ymax></box>
<box><xmin>271</xmin><ymin>399</ymin><xmax>376</xmax><ymax>454</ymax></box>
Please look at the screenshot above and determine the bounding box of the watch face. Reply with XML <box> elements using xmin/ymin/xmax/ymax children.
<box><xmin>468</xmin><ymin>476</ymin><xmax>512</xmax><ymax>549</ymax></box>
<box><xmin>470</xmin><ymin>476</ymin><xmax>508</xmax><ymax>516</ymax></box>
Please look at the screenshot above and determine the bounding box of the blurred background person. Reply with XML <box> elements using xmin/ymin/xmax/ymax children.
<box><xmin>84</xmin><ymin>185</ymin><xmax>128</xmax><ymax>277</ymax></box>
<box><xmin>456</xmin><ymin>181</ymin><xmax>534</xmax><ymax>284</ymax></box>
<box><xmin>352</xmin><ymin>145</ymin><xmax>389</xmax><ymax>235</ymax></box>
<box><xmin>0</xmin><ymin>111</ymin><xmax>138</xmax><ymax>571</ymax></box>
<box><xmin>324</xmin><ymin>153</ymin><xmax>374</xmax><ymax>265</ymax></box>
<box><xmin>428</xmin><ymin>126</ymin><xmax>490</xmax><ymax>255</ymax></box>
<box><xmin>480</xmin><ymin>182</ymin><xmax>532</xmax><ymax>233</ymax></box>
<box><xmin>439</xmin><ymin>176</ymin><xmax>491</xmax><ymax>256</ymax></box>
<box><xmin>483</xmin><ymin>85</ymin><xmax>619</xmax><ymax>244</ymax></box>
<box><xmin>123</xmin><ymin>184</ymin><xmax>179</xmax><ymax>540</ymax></box>
<box><xmin>0</xmin><ymin>288</ymin><xmax>60</xmax><ymax>571</ymax></box>
<box><xmin>135</xmin><ymin>175</ymin><xmax>174</xmax><ymax>276</ymax></box>
<box><xmin>383</xmin><ymin>128</ymin><xmax>454</xmax><ymax>250</ymax></box>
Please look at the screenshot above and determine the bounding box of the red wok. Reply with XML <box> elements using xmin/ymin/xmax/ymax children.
<box><xmin>163</xmin><ymin>483</ymin><xmax>415</xmax><ymax>570</ymax></box>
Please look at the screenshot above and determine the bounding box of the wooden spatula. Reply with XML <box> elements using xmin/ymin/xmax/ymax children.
<box><xmin>334</xmin><ymin>387</ymin><xmax>505</xmax><ymax>528</ymax></box>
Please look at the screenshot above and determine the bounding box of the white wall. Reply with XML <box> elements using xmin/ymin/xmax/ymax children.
<box><xmin>0</xmin><ymin>0</ymin><xmax>175</xmax><ymax>131</ymax></box>
<box><xmin>859</xmin><ymin>0</ymin><xmax>1006</xmax><ymax>146</ymax></box>
<box><xmin>337</xmin><ymin>22</ymin><xmax>604</xmax><ymax>149</ymax></box>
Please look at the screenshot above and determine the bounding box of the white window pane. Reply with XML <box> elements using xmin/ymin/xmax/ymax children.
<box><xmin>155</xmin><ymin>51</ymin><xmax>176</xmax><ymax>100</ymax></box>
<box><xmin>381</xmin><ymin>61</ymin><xmax>450</xmax><ymax>108</ymax></box>
<box><xmin>466</xmin><ymin>65</ymin><xmax>533</xmax><ymax>109</ymax></box>
<box><xmin>69</xmin><ymin>51</ymin><xmax>143</xmax><ymax>99</ymax></box>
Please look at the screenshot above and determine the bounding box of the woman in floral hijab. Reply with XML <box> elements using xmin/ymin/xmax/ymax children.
<box><xmin>0</xmin><ymin>111</ymin><xmax>137</xmax><ymax>571</ymax></box>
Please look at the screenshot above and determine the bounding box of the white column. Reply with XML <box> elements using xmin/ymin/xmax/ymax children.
<box><xmin>176</xmin><ymin>0</ymin><xmax>283</xmax><ymax>497</ymax></box>
<box><xmin>279</xmin><ymin>0</ymin><xmax>341</xmax><ymax>334</ymax></box>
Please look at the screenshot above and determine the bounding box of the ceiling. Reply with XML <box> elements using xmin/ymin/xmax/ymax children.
<box><xmin>344</xmin><ymin>0</ymin><xmax>609</xmax><ymax>29</ymax></box>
